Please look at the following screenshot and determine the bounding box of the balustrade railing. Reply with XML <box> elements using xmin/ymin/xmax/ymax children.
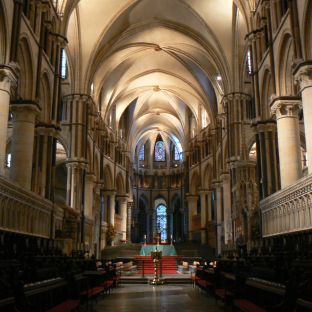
<box><xmin>260</xmin><ymin>174</ymin><xmax>312</xmax><ymax>237</ymax></box>
<box><xmin>0</xmin><ymin>177</ymin><xmax>53</xmax><ymax>237</ymax></box>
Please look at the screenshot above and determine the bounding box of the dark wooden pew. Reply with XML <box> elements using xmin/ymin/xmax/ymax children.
<box><xmin>214</xmin><ymin>272</ymin><xmax>235</xmax><ymax>304</ymax></box>
<box><xmin>22</xmin><ymin>277</ymin><xmax>80</xmax><ymax>312</ymax></box>
<box><xmin>0</xmin><ymin>296</ymin><xmax>15</xmax><ymax>312</ymax></box>
<box><xmin>194</xmin><ymin>267</ymin><xmax>214</xmax><ymax>293</ymax></box>
<box><xmin>233</xmin><ymin>277</ymin><xmax>286</xmax><ymax>312</ymax></box>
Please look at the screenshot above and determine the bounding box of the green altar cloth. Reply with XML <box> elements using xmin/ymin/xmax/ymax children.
<box><xmin>139</xmin><ymin>245</ymin><xmax>177</xmax><ymax>256</ymax></box>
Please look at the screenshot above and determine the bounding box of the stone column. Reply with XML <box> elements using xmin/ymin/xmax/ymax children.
<box><xmin>10</xmin><ymin>102</ymin><xmax>40</xmax><ymax>189</ymax></box>
<box><xmin>32</xmin><ymin>125</ymin><xmax>57</xmax><ymax>198</ymax></box>
<box><xmin>271</xmin><ymin>98</ymin><xmax>302</xmax><ymax>188</ymax></box>
<box><xmin>221</xmin><ymin>173</ymin><xmax>232</xmax><ymax>244</ymax></box>
<box><xmin>0</xmin><ymin>65</ymin><xmax>17</xmax><ymax>175</ymax></box>
<box><xmin>254</xmin><ymin>121</ymin><xmax>280</xmax><ymax>199</ymax></box>
<box><xmin>294</xmin><ymin>63</ymin><xmax>312</xmax><ymax>174</ymax></box>
<box><xmin>84</xmin><ymin>173</ymin><xmax>95</xmax><ymax>219</ymax></box>
<box><xmin>108</xmin><ymin>191</ymin><xmax>116</xmax><ymax>227</ymax></box>
<box><xmin>214</xmin><ymin>181</ymin><xmax>223</xmax><ymax>256</ymax></box>
<box><xmin>186</xmin><ymin>194</ymin><xmax>198</xmax><ymax>240</ymax></box>
<box><xmin>199</xmin><ymin>189</ymin><xmax>208</xmax><ymax>244</ymax></box>
<box><xmin>207</xmin><ymin>190</ymin><xmax>213</xmax><ymax>222</ymax></box>
<box><xmin>66</xmin><ymin>161</ymin><xmax>86</xmax><ymax>211</ymax></box>
<box><xmin>127</xmin><ymin>200</ymin><xmax>133</xmax><ymax>241</ymax></box>
<box><xmin>117</xmin><ymin>196</ymin><xmax>128</xmax><ymax>241</ymax></box>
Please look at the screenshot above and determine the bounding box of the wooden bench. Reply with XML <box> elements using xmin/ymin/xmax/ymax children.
<box><xmin>214</xmin><ymin>272</ymin><xmax>235</xmax><ymax>304</ymax></box>
<box><xmin>0</xmin><ymin>296</ymin><xmax>15</xmax><ymax>312</ymax></box>
<box><xmin>46</xmin><ymin>299</ymin><xmax>80</xmax><ymax>312</ymax></box>
<box><xmin>233</xmin><ymin>277</ymin><xmax>286</xmax><ymax>312</ymax></box>
<box><xmin>234</xmin><ymin>299</ymin><xmax>267</xmax><ymax>312</ymax></box>
<box><xmin>23</xmin><ymin>277</ymin><xmax>80</xmax><ymax>312</ymax></box>
<box><xmin>195</xmin><ymin>268</ymin><xmax>214</xmax><ymax>294</ymax></box>
<box><xmin>296</xmin><ymin>298</ymin><xmax>312</xmax><ymax>312</ymax></box>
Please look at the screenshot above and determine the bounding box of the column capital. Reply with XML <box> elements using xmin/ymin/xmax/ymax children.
<box><xmin>220</xmin><ymin>172</ymin><xmax>230</xmax><ymax>182</ymax></box>
<box><xmin>252</xmin><ymin>119</ymin><xmax>277</xmax><ymax>133</ymax></box>
<box><xmin>212</xmin><ymin>179</ymin><xmax>222</xmax><ymax>188</ymax></box>
<box><xmin>65</xmin><ymin>159</ymin><xmax>88</xmax><ymax>170</ymax></box>
<box><xmin>222</xmin><ymin>92</ymin><xmax>251</xmax><ymax>104</ymax></box>
<box><xmin>63</xmin><ymin>93</ymin><xmax>92</xmax><ymax>104</ymax></box>
<box><xmin>185</xmin><ymin>193</ymin><xmax>198</xmax><ymax>203</ymax></box>
<box><xmin>245</xmin><ymin>31</ymin><xmax>257</xmax><ymax>44</ymax></box>
<box><xmin>10</xmin><ymin>100</ymin><xmax>41</xmax><ymax>121</ymax></box>
<box><xmin>293</xmin><ymin>61</ymin><xmax>312</xmax><ymax>92</ymax></box>
<box><xmin>36</xmin><ymin>122</ymin><xmax>60</xmax><ymax>136</ymax></box>
<box><xmin>103</xmin><ymin>189</ymin><xmax>116</xmax><ymax>196</ymax></box>
<box><xmin>198</xmin><ymin>188</ymin><xmax>209</xmax><ymax>195</ymax></box>
<box><xmin>270</xmin><ymin>96</ymin><xmax>302</xmax><ymax>119</ymax></box>
<box><xmin>116</xmin><ymin>195</ymin><xmax>129</xmax><ymax>203</ymax></box>
<box><xmin>0</xmin><ymin>63</ymin><xmax>19</xmax><ymax>92</ymax></box>
<box><xmin>85</xmin><ymin>173</ymin><xmax>96</xmax><ymax>182</ymax></box>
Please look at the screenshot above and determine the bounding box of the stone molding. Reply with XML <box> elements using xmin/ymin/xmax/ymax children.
<box><xmin>0</xmin><ymin>176</ymin><xmax>52</xmax><ymax>237</ymax></box>
<box><xmin>260</xmin><ymin>174</ymin><xmax>312</xmax><ymax>237</ymax></box>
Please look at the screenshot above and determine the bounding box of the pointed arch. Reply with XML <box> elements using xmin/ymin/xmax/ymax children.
<box><xmin>303</xmin><ymin>0</ymin><xmax>312</xmax><ymax>59</ymax></box>
<box><xmin>103</xmin><ymin>165</ymin><xmax>113</xmax><ymax>189</ymax></box>
<box><xmin>202</xmin><ymin>164</ymin><xmax>212</xmax><ymax>189</ymax></box>
<box><xmin>17</xmin><ymin>36</ymin><xmax>34</xmax><ymax>99</ymax></box>
<box><xmin>39</xmin><ymin>73</ymin><xmax>52</xmax><ymax>122</ymax></box>
<box><xmin>0</xmin><ymin>1</ymin><xmax>8</xmax><ymax>63</ymax></box>
<box><xmin>277</xmin><ymin>33</ymin><xmax>295</xmax><ymax>96</ymax></box>
<box><xmin>260</xmin><ymin>69</ymin><xmax>273</xmax><ymax>119</ymax></box>
<box><xmin>116</xmin><ymin>172</ymin><xmax>125</xmax><ymax>195</ymax></box>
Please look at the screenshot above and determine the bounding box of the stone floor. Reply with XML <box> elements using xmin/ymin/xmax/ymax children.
<box><xmin>95</xmin><ymin>284</ymin><xmax>226</xmax><ymax>312</ymax></box>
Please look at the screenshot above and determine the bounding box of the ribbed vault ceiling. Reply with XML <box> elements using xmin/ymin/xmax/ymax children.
<box><xmin>64</xmin><ymin>0</ymin><xmax>250</xmax><ymax>155</ymax></box>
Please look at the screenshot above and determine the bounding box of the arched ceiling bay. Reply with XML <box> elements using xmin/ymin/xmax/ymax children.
<box><xmin>65</xmin><ymin>0</ymin><xmax>249</xmax><ymax>155</ymax></box>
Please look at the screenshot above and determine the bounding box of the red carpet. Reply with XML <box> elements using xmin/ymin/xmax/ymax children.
<box><xmin>135</xmin><ymin>256</ymin><xmax>181</xmax><ymax>274</ymax></box>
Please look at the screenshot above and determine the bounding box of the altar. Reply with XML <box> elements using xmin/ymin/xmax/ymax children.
<box><xmin>139</xmin><ymin>244</ymin><xmax>177</xmax><ymax>256</ymax></box>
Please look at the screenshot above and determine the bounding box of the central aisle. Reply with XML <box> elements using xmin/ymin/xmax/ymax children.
<box><xmin>95</xmin><ymin>284</ymin><xmax>225</xmax><ymax>312</ymax></box>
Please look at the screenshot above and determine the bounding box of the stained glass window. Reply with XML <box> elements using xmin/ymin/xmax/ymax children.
<box><xmin>247</xmin><ymin>48</ymin><xmax>252</xmax><ymax>75</ymax></box>
<box><xmin>172</xmin><ymin>135</ymin><xmax>183</xmax><ymax>160</ymax></box>
<box><xmin>6</xmin><ymin>153</ymin><xmax>11</xmax><ymax>168</ymax></box>
<box><xmin>60</xmin><ymin>48</ymin><xmax>67</xmax><ymax>79</ymax></box>
<box><xmin>156</xmin><ymin>204</ymin><xmax>167</xmax><ymax>241</ymax></box>
<box><xmin>139</xmin><ymin>144</ymin><xmax>144</xmax><ymax>161</ymax></box>
<box><xmin>155</xmin><ymin>140</ymin><xmax>165</xmax><ymax>161</ymax></box>
<box><xmin>174</xmin><ymin>145</ymin><xmax>180</xmax><ymax>161</ymax></box>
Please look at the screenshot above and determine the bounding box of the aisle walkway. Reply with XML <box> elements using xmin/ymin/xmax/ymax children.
<box><xmin>95</xmin><ymin>284</ymin><xmax>225</xmax><ymax>312</ymax></box>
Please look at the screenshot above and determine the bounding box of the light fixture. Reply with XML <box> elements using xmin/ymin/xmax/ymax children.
<box><xmin>153</xmin><ymin>85</ymin><xmax>161</xmax><ymax>92</ymax></box>
<box><xmin>216</xmin><ymin>75</ymin><xmax>222</xmax><ymax>81</ymax></box>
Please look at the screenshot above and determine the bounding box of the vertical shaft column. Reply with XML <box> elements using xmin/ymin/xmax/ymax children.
<box><xmin>32</xmin><ymin>125</ymin><xmax>57</xmax><ymax>198</ymax></box>
<box><xmin>254</xmin><ymin>121</ymin><xmax>280</xmax><ymax>198</ymax></box>
<box><xmin>221</xmin><ymin>173</ymin><xmax>232</xmax><ymax>244</ymax></box>
<box><xmin>186</xmin><ymin>194</ymin><xmax>198</xmax><ymax>240</ymax></box>
<box><xmin>117</xmin><ymin>196</ymin><xmax>128</xmax><ymax>241</ymax></box>
<box><xmin>127</xmin><ymin>200</ymin><xmax>133</xmax><ymax>241</ymax></box>
<box><xmin>0</xmin><ymin>65</ymin><xmax>17</xmax><ymax>175</ymax></box>
<box><xmin>295</xmin><ymin>63</ymin><xmax>312</xmax><ymax>174</ymax></box>
<box><xmin>10</xmin><ymin>102</ymin><xmax>40</xmax><ymax>189</ymax></box>
<box><xmin>271</xmin><ymin>98</ymin><xmax>302</xmax><ymax>188</ymax></box>
<box><xmin>214</xmin><ymin>182</ymin><xmax>223</xmax><ymax>256</ymax></box>
<box><xmin>84</xmin><ymin>173</ymin><xmax>95</xmax><ymax>219</ymax></box>
<box><xmin>199</xmin><ymin>189</ymin><xmax>208</xmax><ymax>244</ymax></box>
<box><xmin>108</xmin><ymin>192</ymin><xmax>116</xmax><ymax>227</ymax></box>
<box><xmin>66</xmin><ymin>162</ymin><xmax>86</xmax><ymax>211</ymax></box>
